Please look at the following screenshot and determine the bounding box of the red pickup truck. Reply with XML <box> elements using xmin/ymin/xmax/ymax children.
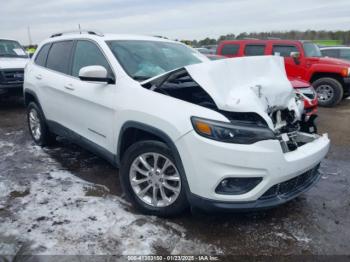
<box><xmin>217</xmin><ymin>40</ymin><xmax>350</xmax><ymax>107</ymax></box>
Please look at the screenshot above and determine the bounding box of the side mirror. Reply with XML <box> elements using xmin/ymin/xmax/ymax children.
<box><xmin>79</xmin><ymin>65</ymin><xmax>115</xmax><ymax>84</ymax></box>
<box><xmin>290</xmin><ymin>52</ymin><xmax>301</xmax><ymax>64</ymax></box>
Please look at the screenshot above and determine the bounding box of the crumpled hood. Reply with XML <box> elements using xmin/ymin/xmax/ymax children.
<box><xmin>143</xmin><ymin>55</ymin><xmax>303</xmax><ymax>130</ymax></box>
<box><xmin>0</xmin><ymin>57</ymin><xmax>29</xmax><ymax>69</ymax></box>
<box><xmin>184</xmin><ymin>56</ymin><xmax>296</xmax><ymax>114</ymax></box>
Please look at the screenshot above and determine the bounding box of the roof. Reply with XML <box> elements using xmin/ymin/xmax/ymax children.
<box><xmin>219</xmin><ymin>39</ymin><xmax>313</xmax><ymax>44</ymax></box>
<box><xmin>42</xmin><ymin>31</ymin><xmax>175</xmax><ymax>45</ymax></box>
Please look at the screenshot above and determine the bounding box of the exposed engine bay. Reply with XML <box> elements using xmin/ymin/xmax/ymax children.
<box><xmin>142</xmin><ymin>56</ymin><xmax>320</xmax><ymax>153</ymax></box>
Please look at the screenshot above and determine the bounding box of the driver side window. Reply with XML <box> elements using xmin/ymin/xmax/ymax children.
<box><xmin>72</xmin><ymin>40</ymin><xmax>112</xmax><ymax>78</ymax></box>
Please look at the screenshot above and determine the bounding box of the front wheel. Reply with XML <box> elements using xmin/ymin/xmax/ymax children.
<box><xmin>120</xmin><ymin>140</ymin><xmax>188</xmax><ymax>217</ymax></box>
<box><xmin>313</xmin><ymin>77</ymin><xmax>344</xmax><ymax>107</ymax></box>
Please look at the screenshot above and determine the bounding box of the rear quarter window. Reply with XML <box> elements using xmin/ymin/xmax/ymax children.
<box><xmin>221</xmin><ymin>44</ymin><xmax>240</xmax><ymax>56</ymax></box>
<box><xmin>46</xmin><ymin>41</ymin><xmax>74</xmax><ymax>74</ymax></box>
<box><xmin>244</xmin><ymin>45</ymin><xmax>266</xmax><ymax>56</ymax></box>
<box><xmin>34</xmin><ymin>44</ymin><xmax>51</xmax><ymax>67</ymax></box>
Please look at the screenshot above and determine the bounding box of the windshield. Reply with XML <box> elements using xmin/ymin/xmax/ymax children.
<box><xmin>0</xmin><ymin>39</ymin><xmax>27</xmax><ymax>58</ymax></box>
<box><xmin>107</xmin><ymin>40</ymin><xmax>204</xmax><ymax>80</ymax></box>
<box><xmin>303</xmin><ymin>42</ymin><xmax>322</xmax><ymax>57</ymax></box>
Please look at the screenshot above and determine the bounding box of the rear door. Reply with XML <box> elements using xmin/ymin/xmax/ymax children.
<box><xmin>64</xmin><ymin>39</ymin><xmax>116</xmax><ymax>152</ymax></box>
<box><xmin>35</xmin><ymin>40</ymin><xmax>75</xmax><ymax>129</ymax></box>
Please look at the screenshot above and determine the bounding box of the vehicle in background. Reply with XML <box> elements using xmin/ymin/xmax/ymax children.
<box><xmin>24</xmin><ymin>31</ymin><xmax>329</xmax><ymax>216</ymax></box>
<box><xmin>0</xmin><ymin>38</ymin><xmax>29</xmax><ymax>95</ymax></box>
<box><xmin>289</xmin><ymin>77</ymin><xmax>318</xmax><ymax>117</ymax></box>
<box><xmin>206</xmin><ymin>54</ymin><xmax>225</xmax><ymax>60</ymax></box>
<box><xmin>202</xmin><ymin>45</ymin><xmax>218</xmax><ymax>54</ymax></box>
<box><xmin>320</xmin><ymin>47</ymin><xmax>350</xmax><ymax>61</ymax></box>
<box><xmin>217</xmin><ymin>39</ymin><xmax>350</xmax><ymax>107</ymax></box>
<box><xmin>195</xmin><ymin>47</ymin><xmax>214</xmax><ymax>55</ymax></box>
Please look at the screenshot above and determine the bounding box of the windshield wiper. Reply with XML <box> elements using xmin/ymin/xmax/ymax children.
<box><xmin>133</xmin><ymin>76</ymin><xmax>150</xmax><ymax>81</ymax></box>
<box><xmin>0</xmin><ymin>54</ymin><xmax>20</xmax><ymax>57</ymax></box>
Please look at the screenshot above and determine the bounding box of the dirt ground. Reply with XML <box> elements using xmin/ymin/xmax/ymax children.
<box><xmin>0</xmin><ymin>96</ymin><xmax>349</xmax><ymax>257</ymax></box>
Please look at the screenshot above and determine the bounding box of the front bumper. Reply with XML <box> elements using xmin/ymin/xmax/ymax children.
<box><xmin>188</xmin><ymin>164</ymin><xmax>320</xmax><ymax>211</ymax></box>
<box><xmin>344</xmin><ymin>77</ymin><xmax>350</xmax><ymax>95</ymax></box>
<box><xmin>176</xmin><ymin>131</ymin><xmax>330</xmax><ymax>209</ymax></box>
<box><xmin>0</xmin><ymin>83</ymin><xmax>23</xmax><ymax>90</ymax></box>
<box><xmin>0</xmin><ymin>69</ymin><xmax>24</xmax><ymax>92</ymax></box>
<box><xmin>343</xmin><ymin>77</ymin><xmax>350</xmax><ymax>84</ymax></box>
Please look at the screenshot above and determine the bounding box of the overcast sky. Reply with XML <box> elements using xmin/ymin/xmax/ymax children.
<box><xmin>1</xmin><ymin>0</ymin><xmax>350</xmax><ymax>45</ymax></box>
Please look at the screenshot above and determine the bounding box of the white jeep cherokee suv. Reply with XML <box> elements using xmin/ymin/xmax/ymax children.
<box><xmin>0</xmin><ymin>38</ymin><xmax>29</xmax><ymax>95</ymax></box>
<box><xmin>24</xmin><ymin>31</ymin><xmax>330</xmax><ymax>216</ymax></box>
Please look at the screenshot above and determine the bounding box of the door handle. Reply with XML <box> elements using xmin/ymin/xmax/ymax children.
<box><xmin>35</xmin><ymin>74</ymin><xmax>42</xmax><ymax>80</ymax></box>
<box><xmin>64</xmin><ymin>84</ymin><xmax>75</xmax><ymax>91</ymax></box>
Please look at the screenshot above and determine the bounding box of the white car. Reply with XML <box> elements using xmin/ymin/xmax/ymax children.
<box><xmin>24</xmin><ymin>31</ymin><xmax>330</xmax><ymax>216</ymax></box>
<box><xmin>0</xmin><ymin>38</ymin><xmax>29</xmax><ymax>95</ymax></box>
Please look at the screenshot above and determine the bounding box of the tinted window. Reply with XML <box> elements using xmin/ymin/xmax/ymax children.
<box><xmin>321</xmin><ymin>49</ymin><xmax>340</xmax><ymax>58</ymax></box>
<box><xmin>272</xmin><ymin>45</ymin><xmax>298</xmax><ymax>57</ymax></box>
<box><xmin>244</xmin><ymin>45</ymin><xmax>266</xmax><ymax>56</ymax></box>
<box><xmin>221</xmin><ymin>44</ymin><xmax>239</xmax><ymax>56</ymax></box>
<box><xmin>340</xmin><ymin>49</ymin><xmax>350</xmax><ymax>60</ymax></box>
<box><xmin>72</xmin><ymin>40</ymin><xmax>112</xmax><ymax>77</ymax></box>
<box><xmin>46</xmin><ymin>41</ymin><xmax>74</xmax><ymax>74</ymax></box>
<box><xmin>34</xmin><ymin>44</ymin><xmax>50</xmax><ymax>67</ymax></box>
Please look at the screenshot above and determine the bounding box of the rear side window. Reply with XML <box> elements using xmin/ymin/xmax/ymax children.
<box><xmin>46</xmin><ymin>41</ymin><xmax>74</xmax><ymax>74</ymax></box>
<box><xmin>244</xmin><ymin>45</ymin><xmax>266</xmax><ymax>56</ymax></box>
<box><xmin>221</xmin><ymin>44</ymin><xmax>239</xmax><ymax>56</ymax></box>
<box><xmin>272</xmin><ymin>45</ymin><xmax>298</xmax><ymax>57</ymax></box>
<box><xmin>72</xmin><ymin>40</ymin><xmax>112</xmax><ymax>77</ymax></box>
<box><xmin>34</xmin><ymin>44</ymin><xmax>50</xmax><ymax>67</ymax></box>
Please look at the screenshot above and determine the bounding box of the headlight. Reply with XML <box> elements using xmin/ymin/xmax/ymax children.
<box><xmin>341</xmin><ymin>67</ymin><xmax>350</xmax><ymax>77</ymax></box>
<box><xmin>191</xmin><ymin>117</ymin><xmax>276</xmax><ymax>144</ymax></box>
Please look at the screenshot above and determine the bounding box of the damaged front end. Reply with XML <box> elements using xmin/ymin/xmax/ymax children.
<box><xmin>142</xmin><ymin>56</ymin><xmax>322</xmax><ymax>153</ymax></box>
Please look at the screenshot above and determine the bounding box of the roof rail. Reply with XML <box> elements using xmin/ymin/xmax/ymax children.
<box><xmin>50</xmin><ymin>30</ymin><xmax>104</xmax><ymax>38</ymax></box>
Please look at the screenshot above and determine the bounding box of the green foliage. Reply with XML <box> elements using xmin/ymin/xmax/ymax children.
<box><xmin>185</xmin><ymin>30</ymin><xmax>350</xmax><ymax>47</ymax></box>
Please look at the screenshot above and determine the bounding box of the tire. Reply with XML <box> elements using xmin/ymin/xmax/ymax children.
<box><xmin>313</xmin><ymin>77</ymin><xmax>344</xmax><ymax>107</ymax></box>
<box><xmin>120</xmin><ymin>140</ymin><xmax>189</xmax><ymax>217</ymax></box>
<box><xmin>27</xmin><ymin>102</ymin><xmax>55</xmax><ymax>146</ymax></box>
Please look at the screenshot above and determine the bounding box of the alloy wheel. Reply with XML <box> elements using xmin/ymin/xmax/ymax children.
<box><xmin>316</xmin><ymin>84</ymin><xmax>334</xmax><ymax>102</ymax></box>
<box><xmin>129</xmin><ymin>152</ymin><xmax>181</xmax><ymax>207</ymax></box>
<box><xmin>29</xmin><ymin>109</ymin><xmax>42</xmax><ymax>141</ymax></box>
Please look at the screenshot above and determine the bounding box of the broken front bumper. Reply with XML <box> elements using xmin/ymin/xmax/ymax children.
<box><xmin>176</xmin><ymin>131</ymin><xmax>330</xmax><ymax>210</ymax></box>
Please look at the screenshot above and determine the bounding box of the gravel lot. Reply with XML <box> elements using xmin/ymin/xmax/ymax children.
<box><xmin>0</xmin><ymin>96</ymin><xmax>349</xmax><ymax>257</ymax></box>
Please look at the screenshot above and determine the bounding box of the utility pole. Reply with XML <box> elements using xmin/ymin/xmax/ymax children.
<box><xmin>27</xmin><ymin>26</ymin><xmax>32</xmax><ymax>46</ymax></box>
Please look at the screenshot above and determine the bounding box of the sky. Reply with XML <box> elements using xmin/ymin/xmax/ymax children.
<box><xmin>1</xmin><ymin>0</ymin><xmax>350</xmax><ymax>45</ymax></box>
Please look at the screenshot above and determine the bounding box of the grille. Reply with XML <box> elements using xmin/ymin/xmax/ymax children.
<box><xmin>259</xmin><ymin>164</ymin><xmax>320</xmax><ymax>200</ymax></box>
<box><xmin>1</xmin><ymin>69</ymin><xmax>24</xmax><ymax>83</ymax></box>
